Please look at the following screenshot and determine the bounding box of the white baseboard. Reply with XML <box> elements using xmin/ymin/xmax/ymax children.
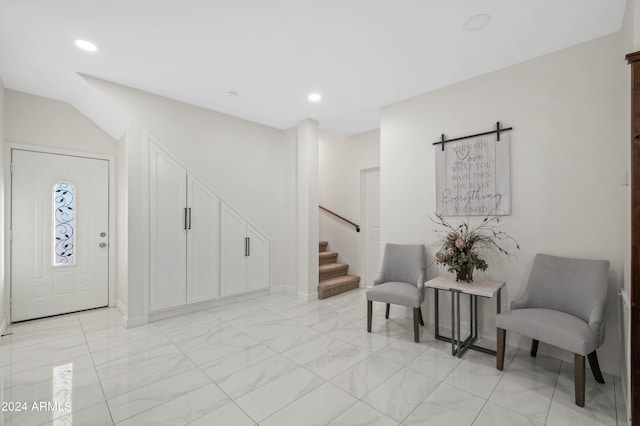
<box><xmin>0</xmin><ymin>318</ymin><xmax>7</xmax><ymax>339</ymax></box>
<box><xmin>149</xmin><ymin>299</ymin><xmax>219</xmax><ymax>322</ymax></box>
<box><xmin>115</xmin><ymin>299</ymin><xmax>127</xmax><ymax>317</ymax></box>
<box><xmin>419</xmin><ymin>312</ymin><xmax>622</xmax><ymax>377</ymax></box>
<box><xmin>124</xmin><ymin>315</ymin><xmax>149</xmax><ymax>329</ymax></box>
<box><xmin>499</xmin><ymin>333</ymin><xmax>620</xmax><ymax>377</ymax></box>
<box><xmin>297</xmin><ymin>291</ymin><xmax>318</xmax><ymax>302</ymax></box>
<box><xmin>599</xmin><ymin>358</ymin><xmax>621</xmax><ymax>378</ymax></box>
<box><xmin>148</xmin><ymin>290</ymin><xmax>270</xmax><ymax>322</ymax></box>
<box><xmin>270</xmin><ymin>285</ymin><xmax>297</xmax><ymax>296</ymax></box>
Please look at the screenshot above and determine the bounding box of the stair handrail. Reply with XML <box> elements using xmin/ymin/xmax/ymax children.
<box><xmin>319</xmin><ymin>205</ymin><xmax>360</xmax><ymax>232</ymax></box>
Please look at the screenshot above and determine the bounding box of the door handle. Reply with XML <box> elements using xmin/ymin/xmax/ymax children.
<box><xmin>184</xmin><ymin>208</ymin><xmax>188</xmax><ymax>230</ymax></box>
<box><xmin>244</xmin><ymin>237</ymin><xmax>248</xmax><ymax>256</ymax></box>
<box><xmin>188</xmin><ymin>208</ymin><xmax>192</xmax><ymax>230</ymax></box>
<box><xmin>99</xmin><ymin>242</ymin><xmax>107</xmax><ymax>248</ymax></box>
<box><xmin>247</xmin><ymin>237</ymin><xmax>250</xmax><ymax>256</ymax></box>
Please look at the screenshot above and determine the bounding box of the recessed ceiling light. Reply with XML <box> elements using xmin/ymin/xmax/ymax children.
<box><xmin>74</xmin><ymin>39</ymin><xmax>98</xmax><ymax>52</ymax></box>
<box><xmin>308</xmin><ymin>93</ymin><xmax>322</xmax><ymax>102</ymax></box>
<box><xmin>464</xmin><ymin>14</ymin><xmax>491</xmax><ymax>32</ymax></box>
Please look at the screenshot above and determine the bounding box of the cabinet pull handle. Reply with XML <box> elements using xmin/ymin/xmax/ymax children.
<box><xmin>188</xmin><ymin>208</ymin><xmax>192</xmax><ymax>230</ymax></box>
<box><xmin>184</xmin><ymin>208</ymin><xmax>188</xmax><ymax>230</ymax></box>
<box><xmin>244</xmin><ymin>237</ymin><xmax>248</xmax><ymax>256</ymax></box>
<box><xmin>247</xmin><ymin>237</ymin><xmax>250</xmax><ymax>256</ymax></box>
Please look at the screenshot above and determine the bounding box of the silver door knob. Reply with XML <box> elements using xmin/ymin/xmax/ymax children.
<box><xmin>99</xmin><ymin>242</ymin><xmax>107</xmax><ymax>248</ymax></box>
<box><xmin>100</xmin><ymin>232</ymin><xmax>107</xmax><ymax>237</ymax></box>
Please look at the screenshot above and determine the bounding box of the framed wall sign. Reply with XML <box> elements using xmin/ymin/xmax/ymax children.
<box><xmin>435</xmin><ymin>130</ymin><xmax>511</xmax><ymax>216</ymax></box>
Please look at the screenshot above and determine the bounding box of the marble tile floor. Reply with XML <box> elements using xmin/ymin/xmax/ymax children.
<box><xmin>0</xmin><ymin>289</ymin><xmax>626</xmax><ymax>425</ymax></box>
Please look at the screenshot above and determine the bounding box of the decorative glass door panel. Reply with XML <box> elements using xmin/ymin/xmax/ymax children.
<box><xmin>53</xmin><ymin>181</ymin><xmax>76</xmax><ymax>266</ymax></box>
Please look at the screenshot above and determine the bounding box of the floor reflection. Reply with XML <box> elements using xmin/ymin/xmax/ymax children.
<box><xmin>53</xmin><ymin>362</ymin><xmax>72</xmax><ymax>424</ymax></box>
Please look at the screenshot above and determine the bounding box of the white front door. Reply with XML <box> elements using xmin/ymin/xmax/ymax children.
<box><xmin>11</xmin><ymin>150</ymin><xmax>109</xmax><ymax>322</ymax></box>
<box><xmin>363</xmin><ymin>168</ymin><xmax>381</xmax><ymax>286</ymax></box>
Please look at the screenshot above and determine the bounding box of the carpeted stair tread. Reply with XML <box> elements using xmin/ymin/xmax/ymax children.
<box><xmin>319</xmin><ymin>262</ymin><xmax>348</xmax><ymax>273</ymax></box>
<box><xmin>319</xmin><ymin>251</ymin><xmax>338</xmax><ymax>265</ymax></box>
<box><xmin>318</xmin><ymin>240</ymin><xmax>360</xmax><ymax>298</ymax></box>
<box><xmin>318</xmin><ymin>275</ymin><xmax>360</xmax><ymax>299</ymax></box>
<box><xmin>319</xmin><ymin>262</ymin><xmax>349</xmax><ymax>280</ymax></box>
<box><xmin>319</xmin><ymin>274</ymin><xmax>360</xmax><ymax>287</ymax></box>
<box><xmin>319</xmin><ymin>251</ymin><xmax>337</xmax><ymax>258</ymax></box>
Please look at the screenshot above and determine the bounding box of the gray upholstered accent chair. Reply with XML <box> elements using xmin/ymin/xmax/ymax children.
<box><xmin>367</xmin><ymin>243</ymin><xmax>426</xmax><ymax>343</ymax></box>
<box><xmin>496</xmin><ymin>253</ymin><xmax>610</xmax><ymax>407</ymax></box>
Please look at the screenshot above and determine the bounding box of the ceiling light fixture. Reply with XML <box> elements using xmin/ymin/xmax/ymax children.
<box><xmin>226</xmin><ymin>91</ymin><xmax>238</xmax><ymax>98</ymax></box>
<box><xmin>308</xmin><ymin>93</ymin><xmax>322</xmax><ymax>102</ymax></box>
<box><xmin>464</xmin><ymin>14</ymin><xmax>492</xmax><ymax>32</ymax></box>
<box><xmin>74</xmin><ymin>39</ymin><xmax>98</xmax><ymax>52</ymax></box>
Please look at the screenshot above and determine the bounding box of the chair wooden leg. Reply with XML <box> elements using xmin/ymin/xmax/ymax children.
<box><xmin>413</xmin><ymin>308</ymin><xmax>420</xmax><ymax>343</ymax></box>
<box><xmin>530</xmin><ymin>339</ymin><xmax>539</xmax><ymax>357</ymax></box>
<box><xmin>496</xmin><ymin>328</ymin><xmax>506</xmax><ymax>371</ymax></box>
<box><xmin>588</xmin><ymin>351</ymin><xmax>605</xmax><ymax>384</ymax></box>
<box><xmin>385</xmin><ymin>303</ymin><xmax>390</xmax><ymax>319</ymax></box>
<box><xmin>367</xmin><ymin>301</ymin><xmax>372</xmax><ymax>333</ymax></box>
<box><xmin>418</xmin><ymin>306</ymin><xmax>424</xmax><ymax>326</ymax></box>
<box><xmin>575</xmin><ymin>353</ymin><xmax>585</xmax><ymax>407</ymax></box>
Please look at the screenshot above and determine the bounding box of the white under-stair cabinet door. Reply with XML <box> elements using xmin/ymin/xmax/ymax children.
<box><xmin>220</xmin><ymin>204</ymin><xmax>271</xmax><ymax>297</ymax></box>
<box><xmin>187</xmin><ymin>176</ymin><xmax>220</xmax><ymax>303</ymax></box>
<box><xmin>246</xmin><ymin>225</ymin><xmax>270</xmax><ymax>292</ymax></box>
<box><xmin>149</xmin><ymin>145</ymin><xmax>220</xmax><ymax>312</ymax></box>
<box><xmin>220</xmin><ymin>204</ymin><xmax>247</xmax><ymax>297</ymax></box>
<box><xmin>149</xmin><ymin>146</ymin><xmax>188</xmax><ymax>311</ymax></box>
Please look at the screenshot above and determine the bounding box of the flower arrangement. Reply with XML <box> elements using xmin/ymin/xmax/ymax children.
<box><xmin>431</xmin><ymin>213</ymin><xmax>519</xmax><ymax>282</ymax></box>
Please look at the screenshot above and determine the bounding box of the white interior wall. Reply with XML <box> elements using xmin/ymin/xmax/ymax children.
<box><xmin>122</xmin><ymin>120</ymin><xmax>147</xmax><ymax>324</ymax></box>
<box><xmin>0</xmin><ymin>79</ymin><xmax>5</xmax><ymax>332</ymax></box>
<box><xmin>4</xmin><ymin>91</ymin><xmax>116</xmax><ymax>155</ymax></box>
<box><xmin>380</xmin><ymin>33</ymin><xmax>626</xmax><ymax>375</ymax></box>
<box><xmin>115</xmin><ymin>134</ymin><xmax>128</xmax><ymax>314</ymax></box>
<box><xmin>3</xmin><ymin>90</ymin><xmax>118</xmax><ymax>321</ymax></box>
<box><xmin>319</xmin><ymin>129</ymin><xmax>380</xmax><ymax>279</ymax></box>
<box><xmin>620</xmin><ymin>0</ymin><xmax>635</xmax><ymax>420</ymax></box>
<box><xmin>634</xmin><ymin>0</ymin><xmax>640</xmax><ymax>48</ymax></box>
<box><xmin>297</xmin><ymin>119</ymin><xmax>319</xmax><ymax>300</ymax></box>
<box><xmin>282</xmin><ymin>126</ymin><xmax>299</xmax><ymax>295</ymax></box>
<box><xmin>83</xmin><ymin>77</ymin><xmax>298</xmax><ymax>321</ymax></box>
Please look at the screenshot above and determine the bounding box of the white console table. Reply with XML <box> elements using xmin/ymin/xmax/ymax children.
<box><xmin>425</xmin><ymin>276</ymin><xmax>505</xmax><ymax>358</ymax></box>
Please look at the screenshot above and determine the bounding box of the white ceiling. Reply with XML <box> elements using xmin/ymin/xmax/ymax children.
<box><xmin>0</xmin><ymin>0</ymin><xmax>627</xmax><ymax>139</ymax></box>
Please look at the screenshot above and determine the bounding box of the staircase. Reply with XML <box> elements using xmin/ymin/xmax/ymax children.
<box><xmin>318</xmin><ymin>241</ymin><xmax>360</xmax><ymax>299</ymax></box>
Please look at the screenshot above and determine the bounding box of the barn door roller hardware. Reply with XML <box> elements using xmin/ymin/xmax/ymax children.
<box><xmin>433</xmin><ymin>122</ymin><xmax>513</xmax><ymax>151</ymax></box>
